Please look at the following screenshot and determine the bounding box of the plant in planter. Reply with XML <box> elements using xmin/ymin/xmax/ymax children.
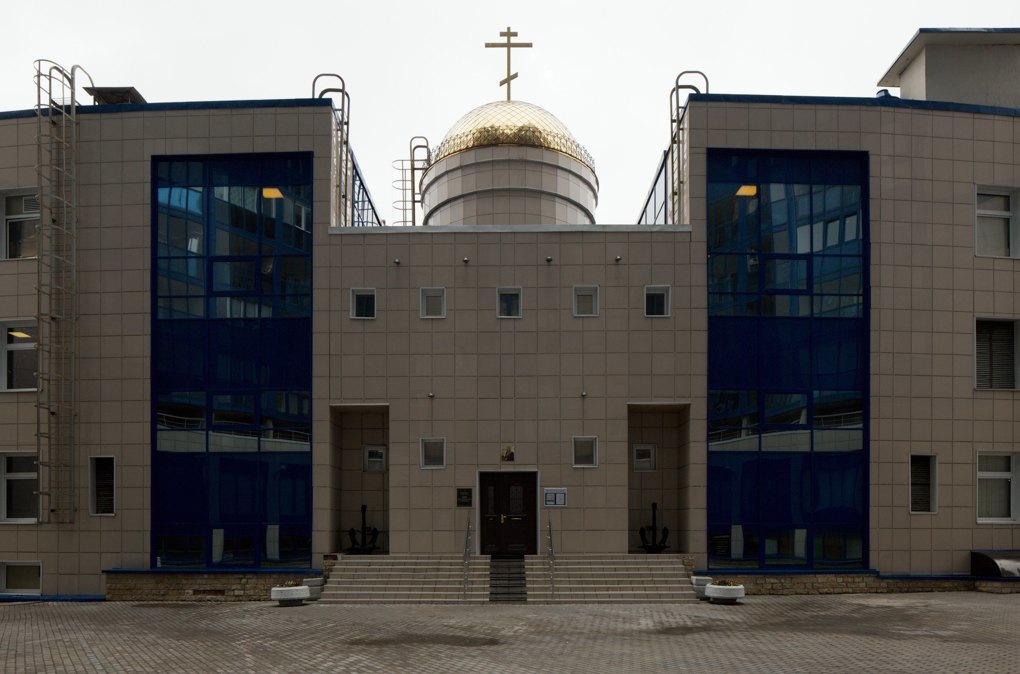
<box><xmin>704</xmin><ymin>578</ymin><xmax>745</xmax><ymax>605</ymax></box>
<box><xmin>270</xmin><ymin>580</ymin><xmax>311</xmax><ymax>607</ymax></box>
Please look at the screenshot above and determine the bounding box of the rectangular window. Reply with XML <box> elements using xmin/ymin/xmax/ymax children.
<box><xmin>350</xmin><ymin>288</ymin><xmax>376</xmax><ymax>319</ymax></box>
<box><xmin>0</xmin><ymin>562</ymin><xmax>41</xmax><ymax>594</ymax></box>
<box><xmin>420</xmin><ymin>438</ymin><xmax>446</xmax><ymax>469</ymax></box>
<box><xmin>975</xmin><ymin>190</ymin><xmax>1014</xmax><ymax>257</ymax></box>
<box><xmin>573</xmin><ymin>286</ymin><xmax>599</xmax><ymax>317</ymax></box>
<box><xmin>2</xmin><ymin>194</ymin><xmax>39</xmax><ymax>260</ymax></box>
<box><xmin>909</xmin><ymin>454</ymin><xmax>936</xmax><ymax>513</ymax></box>
<box><xmin>572</xmin><ymin>436</ymin><xmax>598</xmax><ymax>467</ymax></box>
<box><xmin>363</xmin><ymin>445</ymin><xmax>386</xmax><ymax>473</ymax></box>
<box><xmin>633</xmin><ymin>444</ymin><xmax>656</xmax><ymax>471</ymax></box>
<box><xmin>90</xmin><ymin>457</ymin><xmax>115</xmax><ymax>516</ymax></box>
<box><xmin>644</xmin><ymin>285</ymin><xmax>671</xmax><ymax>317</ymax></box>
<box><xmin>2</xmin><ymin>323</ymin><xmax>37</xmax><ymax>391</ymax></box>
<box><xmin>497</xmin><ymin>288</ymin><xmax>522</xmax><ymax>318</ymax></box>
<box><xmin>977</xmin><ymin>453</ymin><xmax>1016</xmax><ymax>521</ymax></box>
<box><xmin>976</xmin><ymin>320</ymin><xmax>1016</xmax><ymax>389</ymax></box>
<box><xmin>420</xmin><ymin>288</ymin><xmax>446</xmax><ymax>319</ymax></box>
<box><xmin>1</xmin><ymin>453</ymin><xmax>38</xmax><ymax>521</ymax></box>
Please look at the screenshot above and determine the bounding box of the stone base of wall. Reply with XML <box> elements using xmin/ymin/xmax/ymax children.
<box><xmin>105</xmin><ymin>572</ymin><xmax>316</xmax><ymax>602</ymax></box>
<box><xmin>707</xmin><ymin>573</ymin><xmax>1020</xmax><ymax>595</ymax></box>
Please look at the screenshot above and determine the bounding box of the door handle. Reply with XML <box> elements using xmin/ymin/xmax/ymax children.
<box><xmin>500</xmin><ymin>514</ymin><xmax>506</xmax><ymax>524</ymax></box>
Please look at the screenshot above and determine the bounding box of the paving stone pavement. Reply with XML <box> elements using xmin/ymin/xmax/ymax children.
<box><xmin>1</xmin><ymin>592</ymin><xmax>1018</xmax><ymax>673</ymax></box>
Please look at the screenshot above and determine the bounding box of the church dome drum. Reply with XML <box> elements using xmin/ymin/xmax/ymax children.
<box><xmin>420</xmin><ymin>100</ymin><xmax>599</xmax><ymax>226</ymax></box>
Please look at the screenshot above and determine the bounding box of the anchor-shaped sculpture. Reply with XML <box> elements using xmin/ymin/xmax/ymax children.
<box><xmin>638</xmin><ymin>502</ymin><xmax>670</xmax><ymax>554</ymax></box>
<box><xmin>345</xmin><ymin>503</ymin><xmax>379</xmax><ymax>555</ymax></box>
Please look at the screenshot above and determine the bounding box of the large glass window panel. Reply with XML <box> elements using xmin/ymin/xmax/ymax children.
<box><xmin>813</xmin><ymin>390</ymin><xmax>863</xmax><ymax>429</ymax></box>
<box><xmin>155</xmin><ymin>532</ymin><xmax>206</xmax><ymax>568</ymax></box>
<box><xmin>764</xmin><ymin>258</ymin><xmax>807</xmax><ymax>291</ymax></box>
<box><xmin>976</xmin><ymin>217</ymin><xmax>1010</xmax><ymax>257</ymax></box>
<box><xmin>764</xmin><ymin>393</ymin><xmax>808</xmax><ymax>425</ymax></box>
<box><xmin>157</xmin><ymin>392</ymin><xmax>205</xmax><ymax>430</ymax></box>
<box><xmin>707</xmin><ymin>183</ymin><xmax>759</xmax><ymax>252</ymax></box>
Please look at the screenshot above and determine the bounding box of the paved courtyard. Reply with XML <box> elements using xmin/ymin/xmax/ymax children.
<box><xmin>1</xmin><ymin>593</ymin><xmax>1018</xmax><ymax>673</ymax></box>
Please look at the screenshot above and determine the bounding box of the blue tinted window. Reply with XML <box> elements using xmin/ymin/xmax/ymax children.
<box><xmin>707</xmin><ymin>149</ymin><xmax>868</xmax><ymax>569</ymax></box>
<box><xmin>152</xmin><ymin>154</ymin><xmax>313</xmax><ymax>569</ymax></box>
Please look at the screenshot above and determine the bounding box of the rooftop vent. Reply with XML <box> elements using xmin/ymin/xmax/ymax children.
<box><xmin>84</xmin><ymin>86</ymin><xmax>147</xmax><ymax>105</ymax></box>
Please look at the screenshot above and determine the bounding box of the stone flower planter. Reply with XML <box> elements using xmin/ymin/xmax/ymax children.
<box><xmin>691</xmin><ymin>576</ymin><xmax>713</xmax><ymax>600</ymax></box>
<box><xmin>271</xmin><ymin>585</ymin><xmax>310</xmax><ymax>607</ymax></box>
<box><xmin>303</xmin><ymin>577</ymin><xmax>324</xmax><ymax>601</ymax></box>
<box><xmin>705</xmin><ymin>582</ymin><xmax>745</xmax><ymax>605</ymax></box>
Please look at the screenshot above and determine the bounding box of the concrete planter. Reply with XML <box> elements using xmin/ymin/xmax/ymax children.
<box><xmin>705</xmin><ymin>582</ymin><xmax>745</xmax><ymax>605</ymax></box>
<box><xmin>303</xmin><ymin>578</ymin><xmax>324</xmax><ymax>601</ymax></box>
<box><xmin>271</xmin><ymin>585</ymin><xmax>310</xmax><ymax>607</ymax></box>
<box><xmin>692</xmin><ymin>576</ymin><xmax>713</xmax><ymax>600</ymax></box>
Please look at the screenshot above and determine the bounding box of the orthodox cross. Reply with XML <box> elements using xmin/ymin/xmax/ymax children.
<box><xmin>485</xmin><ymin>26</ymin><xmax>532</xmax><ymax>101</ymax></box>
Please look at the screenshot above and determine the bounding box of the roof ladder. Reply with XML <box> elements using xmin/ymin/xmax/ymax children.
<box><xmin>34</xmin><ymin>60</ymin><xmax>91</xmax><ymax>523</ymax></box>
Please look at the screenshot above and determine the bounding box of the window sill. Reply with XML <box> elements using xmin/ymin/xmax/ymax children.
<box><xmin>0</xmin><ymin>388</ymin><xmax>38</xmax><ymax>394</ymax></box>
<box><xmin>0</xmin><ymin>256</ymin><xmax>38</xmax><ymax>262</ymax></box>
<box><xmin>89</xmin><ymin>513</ymin><xmax>116</xmax><ymax>517</ymax></box>
<box><xmin>420</xmin><ymin>465</ymin><xmax>446</xmax><ymax>470</ymax></box>
<box><xmin>497</xmin><ymin>315</ymin><xmax>523</xmax><ymax>319</ymax></box>
<box><xmin>0</xmin><ymin>519</ymin><xmax>39</xmax><ymax>525</ymax></box>
<box><xmin>572</xmin><ymin>464</ymin><xmax>598</xmax><ymax>469</ymax></box>
<box><xmin>977</xmin><ymin>518</ymin><xmax>1017</xmax><ymax>525</ymax></box>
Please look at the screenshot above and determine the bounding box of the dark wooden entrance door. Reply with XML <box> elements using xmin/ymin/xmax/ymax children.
<box><xmin>479</xmin><ymin>472</ymin><xmax>537</xmax><ymax>556</ymax></box>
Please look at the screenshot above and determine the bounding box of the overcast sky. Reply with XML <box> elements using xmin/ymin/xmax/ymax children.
<box><xmin>1</xmin><ymin>1</ymin><xmax>1016</xmax><ymax>224</ymax></box>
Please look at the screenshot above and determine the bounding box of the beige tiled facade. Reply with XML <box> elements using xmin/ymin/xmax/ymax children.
<box><xmin>684</xmin><ymin>98</ymin><xmax>1020</xmax><ymax>574</ymax></box>
<box><xmin>3</xmin><ymin>29</ymin><xmax>1020</xmax><ymax>596</ymax></box>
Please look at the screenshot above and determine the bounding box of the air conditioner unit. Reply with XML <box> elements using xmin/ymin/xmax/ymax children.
<box><xmin>22</xmin><ymin>195</ymin><xmax>40</xmax><ymax>214</ymax></box>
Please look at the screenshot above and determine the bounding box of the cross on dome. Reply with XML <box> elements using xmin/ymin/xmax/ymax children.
<box><xmin>484</xmin><ymin>26</ymin><xmax>533</xmax><ymax>101</ymax></box>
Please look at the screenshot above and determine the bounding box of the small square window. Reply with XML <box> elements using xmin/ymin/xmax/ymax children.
<box><xmin>633</xmin><ymin>444</ymin><xmax>656</xmax><ymax>472</ymax></box>
<box><xmin>645</xmin><ymin>285</ymin><xmax>670</xmax><ymax>317</ymax></box>
<box><xmin>421</xmin><ymin>438</ymin><xmax>446</xmax><ymax>469</ymax></box>
<box><xmin>420</xmin><ymin>288</ymin><xmax>446</xmax><ymax>319</ymax></box>
<box><xmin>573</xmin><ymin>436</ymin><xmax>598</xmax><ymax>468</ymax></box>
<box><xmin>90</xmin><ymin>456</ymin><xmax>115</xmax><ymax>516</ymax></box>
<box><xmin>497</xmin><ymin>288</ymin><xmax>522</xmax><ymax>318</ymax></box>
<box><xmin>363</xmin><ymin>445</ymin><xmax>386</xmax><ymax>473</ymax></box>
<box><xmin>573</xmin><ymin>286</ymin><xmax>599</xmax><ymax>317</ymax></box>
<box><xmin>909</xmin><ymin>454</ymin><xmax>935</xmax><ymax>514</ymax></box>
<box><xmin>0</xmin><ymin>562</ymin><xmax>41</xmax><ymax>594</ymax></box>
<box><xmin>350</xmin><ymin>288</ymin><xmax>376</xmax><ymax>319</ymax></box>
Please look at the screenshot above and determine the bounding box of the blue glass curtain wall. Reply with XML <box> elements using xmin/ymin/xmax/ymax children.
<box><xmin>707</xmin><ymin>149</ymin><xmax>868</xmax><ymax>570</ymax></box>
<box><xmin>151</xmin><ymin>153</ymin><xmax>313</xmax><ymax>569</ymax></box>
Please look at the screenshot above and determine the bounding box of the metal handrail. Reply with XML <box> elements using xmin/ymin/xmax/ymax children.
<box><xmin>546</xmin><ymin>516</ymin><xmax>555</xmax><ymax>599</ymax></box>
<box><xmin>462</xmin><ymin>513</ymin><xmax>473</xmax><ymax>599</ymax></box>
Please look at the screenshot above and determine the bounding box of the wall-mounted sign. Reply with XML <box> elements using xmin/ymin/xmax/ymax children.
<box><xmin>501</xmin><ymin>444</ymin><xmax>515</xmax><ymax>462</ymax></box>
<box><xmin>456</xmin><ymin>488</ymin><xmax>473</xmax><ymax>507</ymax></box>
<box><xmin>543</xmin><ymin>487</ymin><xmax>567</xmax><ymax>507</ymax></box>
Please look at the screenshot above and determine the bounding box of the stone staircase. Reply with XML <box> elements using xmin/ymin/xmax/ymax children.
<box><xmin>526</xmin><ymin>554</ymin><xmax>697</xmax><ymax>604</ymax></box>
<box><xmin>319</xmin><ymin>553</ymin><xmax>696</xmax><ymax>604</ymax></box>
<box><xmin>320</xmin><ymin>554</ymin><xmax>490</xmax><ymax>604</ymax></box>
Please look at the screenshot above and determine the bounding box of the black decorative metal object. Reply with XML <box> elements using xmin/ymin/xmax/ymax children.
<box><xmin>346</xmin><ymin>504</ymin><xmax>379</xmax><ymax>555</ymax></box>
<box><xmin>638</xmin><ymin>502</ymin><xmax>670</xmax><ymax>554</ymax></box>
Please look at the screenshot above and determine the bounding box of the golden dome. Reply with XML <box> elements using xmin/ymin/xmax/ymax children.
<box><xmin>431</xmin><ymin>100</ymin><xmax>594</xmax><ymax>170</ymax></box>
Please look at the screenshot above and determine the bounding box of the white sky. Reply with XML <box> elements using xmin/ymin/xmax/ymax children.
<box><xmin>1</xmin><ymin>0</ymin><xmax>1016</xmax><ymax>224</ymax></box>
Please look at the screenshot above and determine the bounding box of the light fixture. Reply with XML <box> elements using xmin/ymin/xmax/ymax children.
<box><xmin>393</xmin><ymin>258</ymin><xmax>400</xmax><ymax>265</ymax></box>
<box><xmin>615</xmin><ymin>255</ymin><xmax>622</xmax><ymax>262</ymax></box>
<box><xmin>8</xmin><ymin>330</ymin><xmax>30</xmax><ymax>339</ymax></box>
<box><xmin>545</xmin><ymin>256</ymin><xmax>553</xmax><ymax>263</ymax></box>
<box><xmin>735</xmin><ymin>185</ymin><xmax>757</xmax><ymax>197</ymax></box>
<box><xmin>262</xmin><ymin>187</ymin><xmax>284</xmax><ymax>199</ymax></box>
<box><xmin>463</xmin><ymin>257</ymin><xmax>470</xmax><ymax>264</ymax></box>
